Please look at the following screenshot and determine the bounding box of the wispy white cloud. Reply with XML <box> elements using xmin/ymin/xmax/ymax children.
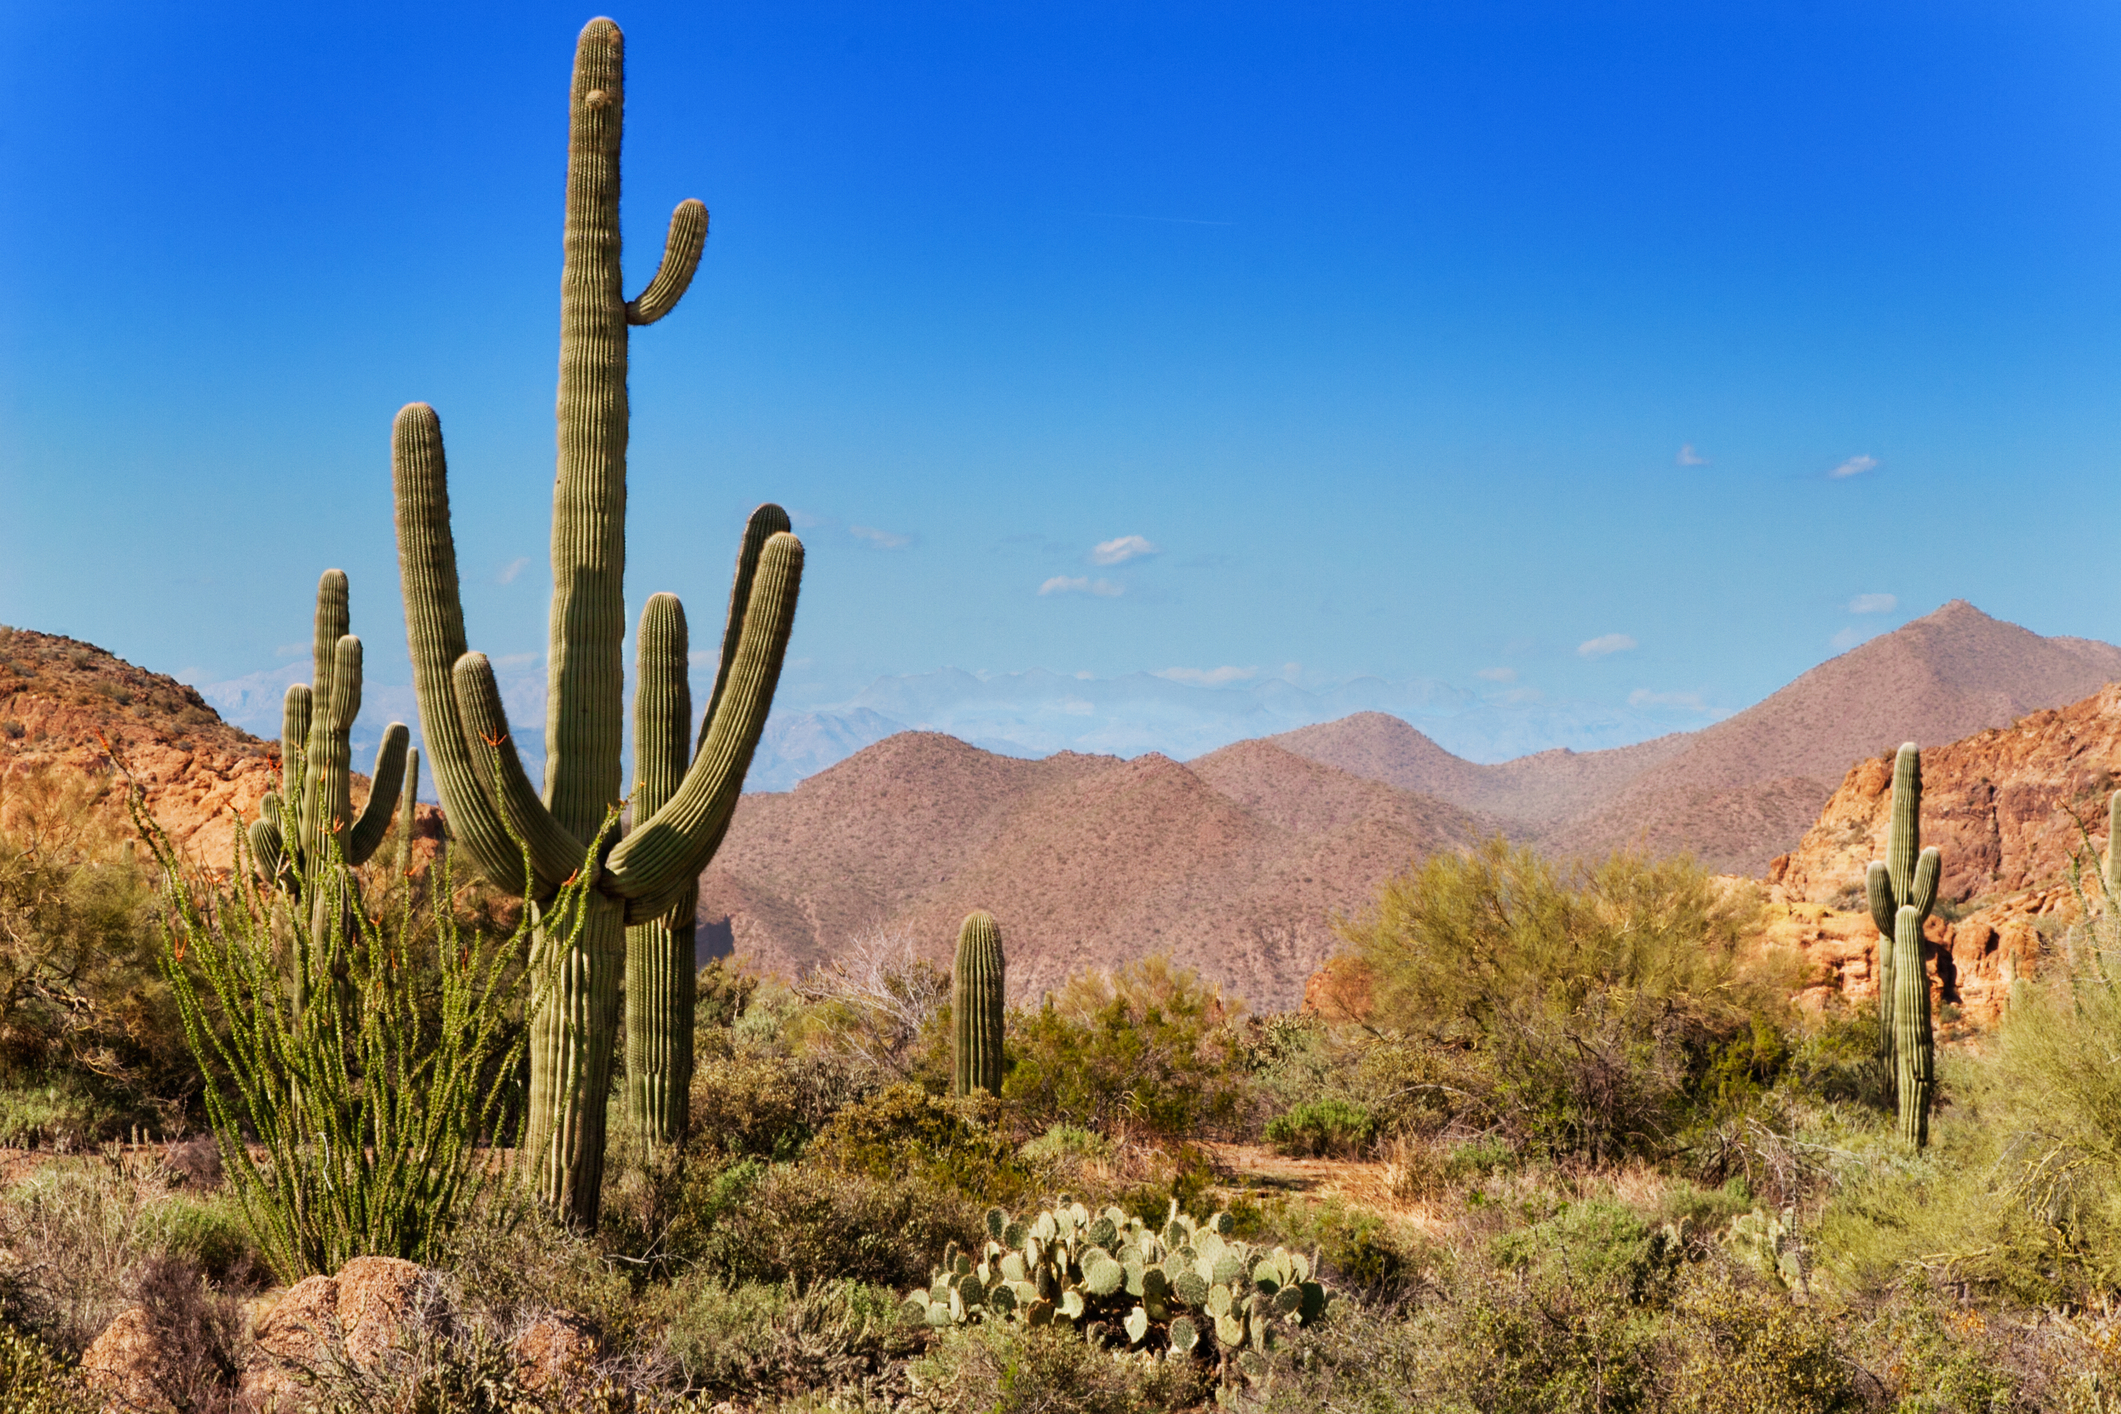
<box><xmin>1830</xmin><ymin>625</ymin><xmax>1877</xmax><ymax>651</ymax></box>
<box><xmin>1829</xmin><ymin>454</ymin><xmax>1879</xmax><ymax>480</ymax></box>
<box><xmin>1848</xmin><ymin>593</ymin><xmax>1897</xmax><ymax>614</ymax></box>
<box><xmin>1038</xmin><ymin>576</ymin><xmax>1124</xmax><ymax>598</ymax></box>
<box><xmin>1676</xmin><ymin>444</ymin><xmax>1709</xmax><ymax>467</ymax></box>
<box><xmin>1090</xmin><ymin>535</ymin><xmax>1158</xmax><ymax>566</ymax></box>
<box><xmin>1156</xmin><ymin>666</ymin><xmax>1258</xmax><ymax>687</ymax></box>
<box><xmin>850</xmin><ymin>525</ymin><xmax>911</xmax><ymax>549</ymax></box>
<box><xmin>498</xmin><ymin>556</ymin><xmax>532</xmax><ymax>585</ymax></box>
<box><xmin>1628</xmin><ymin>688</ymin><xmax>1708</xmax><ymax>711</ymax></box>
<box><xmin>1578</xmin><ymin>633</ymin><xmax>1638</xmax><ymax>659</ymax></box>
<box><xmin>787</xmin><ymin>509</ymin><xmax>824</xmax><ymax>529</ymax></box>
<box><xmin>1475</xmin><ymin>666</ymin><xmax>1517</xmax><ymax>683</ymax></box>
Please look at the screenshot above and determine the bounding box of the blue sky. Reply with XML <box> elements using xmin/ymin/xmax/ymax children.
<box><xmin>5</xmin><ymin>1</ymin><xmax>2121</xmax><ymax>755</ymax></box>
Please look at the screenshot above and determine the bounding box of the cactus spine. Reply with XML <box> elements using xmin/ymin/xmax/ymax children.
<box><xmin>247</xmin><ymin>570</ymin><xmax>411</xmax><ymax>895</ymax></box>
<box><xmin>1892</xmin><ymin>904</ymin><xmax>1933</xmax><ymax>1147</ymax></box>
<box><xmin>391</xmin><ymin>19</ymin><xmax>802</xmax><ymax>1226</ymax></box>
<box><xmin>953</xmin><ymin>911</ymin><xmax>1006</xmax><ymax>1098</ymax></box>
<box><xmin>1864</xmin><ymin>742</ymin><xmax>1940</xmax><ymax>1146</ymax></box>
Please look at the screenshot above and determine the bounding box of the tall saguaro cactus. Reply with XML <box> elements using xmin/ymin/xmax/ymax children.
<box><xmin>626</xmin><ymin>594</ymin><xmax>696</xmax><ymax>1146</ymax></box>
<box><xmin>248</xmin><ymin>570</ymin><xmax>411</xmax><ymax>894</ymax></box>
<box><xmin>391</xmin><ymin>18</ymin><xmax>803</xmax><ymax>1224</ymax></box>
<box><xmin>953</xmin><ymin>911</ymin><xmax>1006</xmax><ymax>1098</ymax></box>
<box><xmin>1865</xmin><ymin>742</ymin><xmax>1940</xmax><ymax>1146</ymax></box>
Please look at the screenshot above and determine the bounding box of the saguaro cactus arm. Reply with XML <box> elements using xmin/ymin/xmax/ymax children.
<box><xmin>625</xmin><ymin>201</ymin><xmax>707</xmax><ymax>326</ymax></box>
<box><xmin>1885</xmin><ymin>743</ymin><xmax>1923</xmax><ymax>902</ymax></box>
<box><xmin>348</xmin><ymin>725</ymin><xmax>412</xmax><ymax>865</ymax></box>
<box><xmin>604</xmin><ymin>533</ymin><xmax>803</xmax><ymax>904</ymax></box>
<box><xmin>393</xmin><ymin>403</ymin><xmax>541</xmax><ymax>889</ymax></box>
<box><xmin>449</xmin><ymin>653</ymin><xmax>585</xmax><ymax>892</ymax></box>
<box><xmin>626</xmin><ymin>593</ymin><xmax>695</xmax><ymax>1143</ymax></box>
<box><xmin>700</xmin><ymin>505</ymin><xmax>795</xmax><ymax>740</ymax></box>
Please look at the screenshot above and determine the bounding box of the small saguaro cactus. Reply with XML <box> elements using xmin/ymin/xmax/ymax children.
<box><xmin>248</xmin><ymin>570</ymin><xmax>410</xmax><ymax>895</ymax></box>
<box><xmin>1865</xmin><ymin>742</ymin><xmax>1939</xmax><ymax>1094</ymax></box>
<box><xmin>1892</xmin><ymin>904</ymin><xmax>1934</xmax><ymax>1146</ymax></box>
<box><xmin>393</xmin><ymin>747</ymin><xmax>421</xmax><ymax>876</ymax></box>
<box><xmin>392</xmin><ymin>18</ymin><xmax>802</xmax><ymax>1225</ymax></box>
<box><xmin>953</xmin><ymin>911</ymin><xmax>1006</xmax><ymax>1098</ymax></box>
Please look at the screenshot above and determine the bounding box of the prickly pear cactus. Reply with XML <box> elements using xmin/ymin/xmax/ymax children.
<box><xmin>1725</xmin><ymin>1207</ymin><xmax>1809</xmax><ymax>1296</ymax></box>
<box><xmin>904</xmin><ymin>1198</ymin><xmax>1327</xmax><ymax>1389</ymax></box>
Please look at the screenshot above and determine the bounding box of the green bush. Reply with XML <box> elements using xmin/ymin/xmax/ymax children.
<box><xmin>0</xmin><ymin>1324</ymin><xmax>91</xmax><ymax>1414</ymax></box>
<box><xmin>1492</xmin><ymin>1199</ymin><xmax>1680</xmax><ymax>1306</ymax></box>
<box><xmin>690</xmin><ymin>1162</ymin><xmax>984</xmax><ymax>1293</ymax></box>
<box><xmin>1340</xmin><ymin>840</ymin><xmax>1786</xmax><ymax>1161</ymax></box>
<box><xmin>1265</xmin><ymin>1098</ymin><xmax>1378</xmax><ymax>1158</ymax></box>
<box><xmin>658</xmin><ymin>1276</ymin><xmax>922</xmax><ymax>1400</ymax></box>
<box><xmin>1664</xmin><ymin>1272</ymin><xmax>1859</xmax><ymax>1413</ymax></box>
<box><xmin>807</xmin><ymin>1083</ymin><xmax>1031</xmax><ymax>1204</ymax></box>
<box><xmin>1003</xmin><ymin>957</ymin><xmax>1249</xmax><ymax>1142</ymax></box>
<box><xmin>908</xmin><ymin>1320</ymin><xmax>1210</xmax><ymax>1414</ymax></box>
<box><xmin>686</xmin><ymin>1049</ymin><xmax>870</xmax><ymax>1165</ymax></box>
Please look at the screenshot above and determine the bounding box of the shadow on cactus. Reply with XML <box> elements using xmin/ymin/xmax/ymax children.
<box><xmin>906</xmin><ymin>1198</ymin><xmax>1328</xmax><ymax>1393</ymax></box>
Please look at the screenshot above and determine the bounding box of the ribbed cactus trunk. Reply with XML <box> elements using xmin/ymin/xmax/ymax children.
<box><xmin>395</xmin><ymin>748</ymin><xmax>421</xmax><ymax>876</ymax></box>
<box><xmin>953</xmin><ymin>912</ymin><xmax>1006</xmax><ymax>1098</ymax></box>
<box><xmin>391</xmin><ymin>19</ymin><xmax>801</xmax><ymax>1227</ymax></box>
<box><xmin>1892</xmin><ymin>905</ymin><xmax>1933</xmax><ymax>1147</ymax></box>
<box><xmin>1864</xmin><ymin>742</ymin><xmax>1940</xmax><ymax>1145</ymax></box>
<box><xmin>626</xmin><ymin>595</ymin><xmax>695</xmax><ymax>1146</ymax></box>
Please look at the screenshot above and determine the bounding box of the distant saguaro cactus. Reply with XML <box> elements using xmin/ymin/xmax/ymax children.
<box><xmin>391</xmin><ymin>19</ymin><xmax>803</xmax><ymax>1224</ymax></box>
<box><xmin>248</xmin><ymin>570</ymin><xmax>410</xmax><ymax>895</ymax></box>
<box><xmin>953</xmin><ymin>911</ymin><xmax>1006</xmax><ymax>1098</ymax></box>
<box><xmin>1864</xmin><ymin>742</ymin><xmax>1940</xmax><ymax>1145</ymax></box>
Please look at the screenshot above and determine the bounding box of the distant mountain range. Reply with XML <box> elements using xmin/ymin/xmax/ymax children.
<box><xmin>700</xmin><ymin>602</ymin><xmax>2121</xmax><ymax>1006</ymax></box>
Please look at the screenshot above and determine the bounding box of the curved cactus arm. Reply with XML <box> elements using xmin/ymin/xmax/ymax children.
<box><xmin>698</xmin><ymin>504</ymin><xmax>794</xmax><ymax>744</ymax></box>
<box><xmin>1886</xmin><ymin>743</ymin><xmax>1921</xmax><ymax>901</ymax></box>
<box><xmin>249</xmin><ymin>811</ymin><xmax>286</xmax><ymax>888</ymax></box>
<box><xmin>604</xmin><ymin>532</ymin><xmax>802</xmax><ymax>902</ymax></box>
<box><xmin>624</xmin><ymin>200</ymin><xmax>706</xmax><ymax>326</ymax></box>
<box><xmin>311</xmin><ymin>571</ymin><xmax>349</xmax><ymax>705</ymax></box>
<box><xmin>347</xmin><ymin>723</ymin><xmax>412</xmax><ymax>866</ymax></box>
<box><xmin>392</xmin><ymin>402</ymin><xmax>527</xmax><ymax>889</ymax></box>
<box><xmin>450</xmin><ymin>653</ymin><xmax>583</xmax><ymax>892</ymax></box>
<box><xmin>1865</xmin><ymin>860</ymin><xmax>1894</xmax><ymax>941</ymax></box>
<box><xmin>302</xmin><ymin>634</ymin><xmax>363</xmax><ymax>868</ymax></box>
<box><xmin>1909</xmin><ymin>846</ymin><xmax>1941</xmax><ymax>919</ymax></box>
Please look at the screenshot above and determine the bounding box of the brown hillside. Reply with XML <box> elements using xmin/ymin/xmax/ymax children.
<box><xmin>0</xmin><ymin>626</ymin><xmax>431</xmax><ymax>868</ymax></box>
<box><xmin>699</xmin><ymin>737</ymin><xmax>1481</xmax><ymax>1009</ymax></box>
<box><xmin>1277</xmin><ymin>602</ymin><xmax>2121</xmax><ymax>875</ymax></box>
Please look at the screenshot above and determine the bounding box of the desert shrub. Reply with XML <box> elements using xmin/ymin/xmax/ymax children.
<box><xmin>1411</xmin><ymin>1259</ymin><xmax>1663</xmax><ymax>1414</ymax></box>
<box><xmin>0</xmin><ymin>768</ymin><xmax>192</xmax><ymax>1141</ymax></box>
<box><xmin>1018</xmin><ymin>1123</ymin><xmax>1110</xmax><ymax>1167</ymax></box>
<box><xmin>0</xmin><ymin>1324</ymin><xmax>92</xmax><ymax>1414</ymax></box>
<box><xmin>1783</xmin><ymin>1005</ymin><xmax>1892</xmax><ymax>1111</ymax></box>
<box><xmin>908</xmin><ymin>1320</ymin><xmax>1209</xmax><ymax>1414</ymax></box>
<box><xmin>1493</xmin><ymin>1199</ymin><xmax>1681</xmax><ymax>1307</ymax></box>
<box><xmin>808</xmin><ymin>1083</ymin><xmax>1030</xmax><ymax>1204</ymax></box>
<box><xmin>1663</xmin><ymin>1271</ymin><xmax>1858</xmax><ymax>1413</ymax></box>
<box><xmin>1003</xmin><ymin>956</ymin><xmax>1248</xmax><ymax>1141</ymax></box>
<box><xmin>797</xmin><ymin>926</ymin><xmax>952</xmax><ymax>1085</ymax></box>
<box><xmin>695</xmin><ymin>959</ymin><xmax>758</xmax><ymax>1032</ymax></box>
<box><xmin>439</xmin><ymin>1194</ymin><xmax>638</xmax><ymax>1350</ymax></box>
<box><xmin>689</xmin><ymin>1163</ymin><xmax>983</xmax><ymax>1293</ymax></box>
<box><xmin>658</xmin><ymin>1276</ymin><xmax>922</xmax><ymax>1400</ymax></box>
<box><xmin>126</xmin><ymin>1252</ymin><xmax>245</xmax><ymax>1411</ymax></box>
<box><xmin>1341</xmin><ymin>840</ymin><xmax>1782</xmax><ymax>1161</ymax></box>
<box><xmin>1265</xmin><ymin>1098</ymin><xmax>1378</xmax><ymax>1158</ymax></box>
<box><xmin>687</xmin><ymin>1048</ymin><xmax>872</xmax><ymax>1165</ymax></box>
<box><xmin>1261</xmin><ymin>1197</ymin><xmax>1429</xmax><ymax>1301</ymax></box>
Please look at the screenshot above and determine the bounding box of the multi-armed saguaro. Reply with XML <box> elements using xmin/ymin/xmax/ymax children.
<box><xmin>248</xmin><ymin>570</ymin><xmax>410</xmax><ymax>900</ymax></box>
<box><xmin>953</xmin><ymin>911</ymin><xmax>1006</xmax><ymax>1098</ymax></box>
<box><xmin>392</xmin><ymin>18</ymin><xmax>803</xmax><ymax>1225</ymax></box>
<box><xmin>1865</xmin><ymin>742</ymin><xmax>1939</xmax><ymax>1148</ymax></box>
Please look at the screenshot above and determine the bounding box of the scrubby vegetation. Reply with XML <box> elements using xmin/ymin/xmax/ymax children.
<box><xmin>11</xmin><ymin>788</ymin><xmax>2121</xmax><ymax>1410</ymax></box>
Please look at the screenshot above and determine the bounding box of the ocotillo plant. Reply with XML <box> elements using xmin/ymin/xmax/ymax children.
<box><xmin>953</xmin><ymin>911</ymin><xmax>1006</xmax><ymax>1098</ymax></box>
<box><xmin>1892</xmin><ymin>903</ymin><xmax>1934</xmax><ymax>1147</ymax></box>
<box><xmin>248</xmin><ymin>570</ymin><xmax>410</xmax><ymax>899</ymax></box>
<box><xmin>392</xmin><ymin>19</ymin><xmax>803</xmax><ymax>1224</ymax></box>
<box><xmin>1864</xmin><ymin>742</ymin><xmax>1939</xmax><ymax>1088</ymax></box>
